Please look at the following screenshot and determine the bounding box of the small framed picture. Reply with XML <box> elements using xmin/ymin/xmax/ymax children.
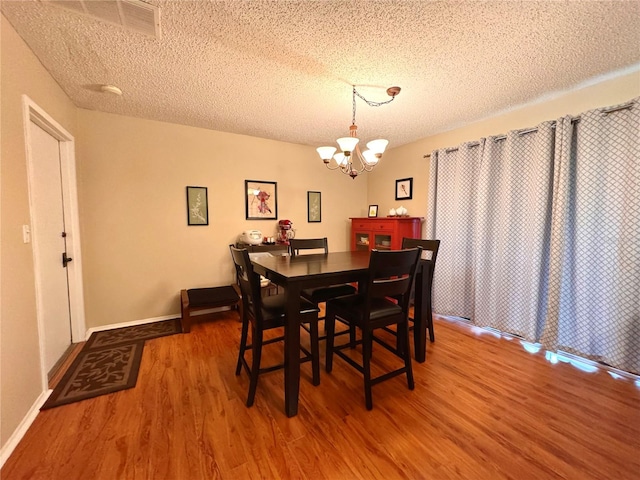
<box><xmin>395</xmin><ymin>177</ymin><xmax>413</xmax><ymax>200</ymax></box>
<box><xmin>245</xmin><ymin>180</ymin><xmax>278</xmax><ymax>220</ymax></box>
<box><xmin>307</xmin><ymin>191</ymin><xmax>321</xmax><ymax>222</ymax></box>
<box><xmin>368</xmin><ymin>205</ymin><xmax>378</xmax><ymax>218</ymax></box>
<box><xmin>186</xmin><ymin>186</ymin><xmax>208</xmax><ymax>225</ymax></box>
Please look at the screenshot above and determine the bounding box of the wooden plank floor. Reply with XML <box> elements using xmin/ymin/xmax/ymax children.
<box><xmin>3</xmin><ymin>311</ymin><xmax>639</xmax><ymax>480</ymax></box>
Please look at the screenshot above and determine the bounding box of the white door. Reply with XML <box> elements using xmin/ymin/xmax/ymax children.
<box><xmin>29</xmin><ymin>120</ymin><xmax>72</xmax><ymax>373</ymax></box>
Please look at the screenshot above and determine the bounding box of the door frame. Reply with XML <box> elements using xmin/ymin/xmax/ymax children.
<box><xmin>22</xmin><ymin>95</ymin><xmax>86</xmax><ymax>387</ymax></box>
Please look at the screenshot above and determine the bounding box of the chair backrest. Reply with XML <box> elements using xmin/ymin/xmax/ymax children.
<box><xmin>401</xmin><ymin>238</ymin><xmax>440</xmax><ymax>264</ymax></box>
<box><xmin>289</xmin><ymin>237</ymin><xmax>328</xmax><ymax>256</ymax></box>
<box><xmin>229</xmin><ymin>245</ymin><xmax>264</xmax><ymax>321</ymax></box>
<box><xmin>365</xmin><ymin>248</ymin><xmax>422</xmax><ymax>313</ymax></box>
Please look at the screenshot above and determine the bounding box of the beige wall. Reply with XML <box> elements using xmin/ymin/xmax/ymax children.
<box><xmin>369</xmin><ymin>70</ymin><xmax>640</xmax><ymax>227</ymax></box>
<box><xmin>75</xmin><ymin>110</ymin><xmax>367</xmax><ymax>328</ymax></box>
<box><xmin>1</xmin><ymin>15</ymin><xmax>78</xmax><ymax>447</ymax></box>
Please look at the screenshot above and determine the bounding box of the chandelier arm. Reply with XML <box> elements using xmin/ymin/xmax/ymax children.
<box><xmin>353</xmin><ymin>144</ymin><xmax>366</xmax><ymax>173</ymax></box>
<box><xmin>323</xmin><ymin>161</ymin><xmax>342</xmax><ymax>171</ymax></box>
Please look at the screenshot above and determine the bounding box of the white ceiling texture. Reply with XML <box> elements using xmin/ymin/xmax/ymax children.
<box><xmin>2</xmin><ymin>0</ymin><xmax>640</xmax><ymax>149</ymax></box>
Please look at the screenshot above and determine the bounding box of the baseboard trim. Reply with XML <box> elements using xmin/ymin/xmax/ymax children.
<box><xmin>84</xmin><ymin>307</ymin><xmax>234</xmax><ymax>340</ymax></box>
<box><xmin>0</xmin><ymin>389</ymin><xmax>51</xmax><ymax>468</ymax></box>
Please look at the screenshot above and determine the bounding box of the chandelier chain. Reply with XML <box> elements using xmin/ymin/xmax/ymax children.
<box><xmin>352</xmin><ymin>86</ymin><xmax>397</xmax><ymax>125</ymax></box>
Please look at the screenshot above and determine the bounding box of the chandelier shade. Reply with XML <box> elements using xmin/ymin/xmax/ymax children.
<box><xmin>336</xmin><ymin>136</ymin><xmax>359</xmax><ymax>153</ymax></box>
<box><xmin>317</xmin><ymin>85</ymin><xmax>400</xmax><ymax>179</ymax></box>
<box><xmin>316</xmin><ymin>146</ymin><xmax>337</xmax><ymax>162</ymax></box>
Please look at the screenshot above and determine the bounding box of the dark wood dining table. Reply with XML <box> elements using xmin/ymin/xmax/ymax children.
<box><xmin>250</xmin><ymin>249</ymin><xmax>371</xmax><ymax>417</ymax></box>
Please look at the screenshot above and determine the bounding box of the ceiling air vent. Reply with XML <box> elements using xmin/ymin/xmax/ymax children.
<box><xmin>45</xmin><ymin>0</ymin><xmax>160</xmax><ymax>38</ymax></box>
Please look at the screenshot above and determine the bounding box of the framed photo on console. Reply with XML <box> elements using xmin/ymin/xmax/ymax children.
<box><xmin>368</xmin><ymin>205</ymin><xmax>378</xmax><ymax>217</ymax></box>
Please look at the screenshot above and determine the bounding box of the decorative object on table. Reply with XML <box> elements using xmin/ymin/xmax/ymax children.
<box><xmin>389</xmin><ymin>208</ymin><xmax>396</xmax><ymax>216</ymax></box>
<box><xmin>316</xmin><ymin>85</ymin><xmax>401</xmax><ymax>179</ymax></box>
<box><xmin>239</xmin><ymin>229</ymin><xmax>263</xmax><ymax>245</ymax></box>
<box><xmin>245</xmin><ymin>180</ymin><xmax>277</xmax><ymax>220</ymax></box>
<box><xmin>277</xmin><ymin>219</ymin><xmax>295</xmax><ymax>245</ymax></box>
<box><xmin>186</xmin><ymin>186</ymin><xmax>208</xmax><ymax>225</ymax></box>
<box><xmin>395</xmin><ymin>177</ymin><xmax>413</xmax><ymax>200</ymax></box>
<box><xmin>396</xmin><ymin>205</ymin><xmax>408</xmax><ymax>216</ymax></box>
<box><xmin>368</xmin><ymin>205</ymin><xmax>378</xmax><ymax>218</ymax></box>
<box><xmin>307</xmin><ymin>191</ymin><xmax>321</xmax><ymax>222</ymax></box>
<box><xmin>41</xmin><ymin>319</ymin><xmax>181</xmax><ymax>409</ymax></box>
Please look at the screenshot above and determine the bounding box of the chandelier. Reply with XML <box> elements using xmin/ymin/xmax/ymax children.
<box><xmin>316</xmin><ymin>85</ymin><xmax>401</xmax><ymax>179</ymax></box>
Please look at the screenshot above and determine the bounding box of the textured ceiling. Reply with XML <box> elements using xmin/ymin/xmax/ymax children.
<box><xmin>2</xmin><ymin>0</ymin><xmax>640</xmax><ymax>149</ymax></box>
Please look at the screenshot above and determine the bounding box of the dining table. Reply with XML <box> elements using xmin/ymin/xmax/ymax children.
<box><xmin>250</xmin><ymin>249</ymin><xmax>371</xmax><ymax>417</ymax></box>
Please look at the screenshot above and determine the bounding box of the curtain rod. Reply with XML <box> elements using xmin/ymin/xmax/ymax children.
<box><xmin>423</xmin><ymin>102</ymin><xmax>634</xmax><ymax>158</ymax></box>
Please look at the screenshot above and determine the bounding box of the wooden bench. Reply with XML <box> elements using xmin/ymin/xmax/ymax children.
<box><xmin>180</xmin><ymin>285</ymin><xmax>240</xmax><ymax>333</ymax></box>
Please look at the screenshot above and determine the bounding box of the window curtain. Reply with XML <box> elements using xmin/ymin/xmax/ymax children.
<box><xmin>473</xmin><ymin>122</ymin><xmax>555</xmax><ymax>341</ymax></box>
<box><xmin>426</xmin><ymin>142</ymin><xmax>483</xmax><ymax>319</ymax></box>
<box><xmin>427</xmin><ymin>97</ymin><xmax>639</xmax><ymax>373</ymax></box>
<box><xmin>542</xmin><ymin>99</ymin><xmax>640</xmax><ymax>373</ymax></box>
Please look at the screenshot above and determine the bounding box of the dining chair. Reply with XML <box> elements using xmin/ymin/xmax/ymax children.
<box><xmin>229</xmin><ymin>245</ymin><xmax>321</xmax><ymax>407</ymax></box>
<box><xmin>289</xmin><ymin>238</ymin><xmax>357</xmax><ymax>340</ymax></box>
<box><xmin>401</xmin><ymin>239</ymin><xmax>440</xmax><ymax>349</ymax></box>
<box><xmin>325</xmin><ymin>247</ymin><xmax>422</xmax><ymax>410</ymax></box>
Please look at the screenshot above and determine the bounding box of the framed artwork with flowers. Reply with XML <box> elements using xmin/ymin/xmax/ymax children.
<box><xmin>245</xmin><ymin>180</ymin><xmax>278</xmax><ymax>220</ymax></box>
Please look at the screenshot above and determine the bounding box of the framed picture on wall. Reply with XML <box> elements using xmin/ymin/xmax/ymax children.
<box><xmin>395</xmin><ymin>177</ymin><xmax>413</xmax><ymax>200</ymax></box>
<box><xmin>186</xmin><ymin>186</ymin><xmax>208</xmax><ymax>225</ymax></box>
<box><xmin>307</xmin><ymin>191</ymin><xmax>321</xmax><ymax>222</ymax></box>
<box><xmin>245</xmin><ymin>180</ymin><xmax>278</xmax><ymax>220</ymax></box>
<box><xmin>368</xmin><ymin>205</ymin><xmax>378</xmax><ymax>217</ymax></box>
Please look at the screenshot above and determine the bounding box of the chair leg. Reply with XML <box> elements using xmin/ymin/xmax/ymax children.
<box><xmin>426</xmin><ymin>301</ymin><xmax>435</xmax><ymax>343</ymax></box>
<box><xmin>309</xmin><ymin>318</ymin><xmax>320</xmax><ymax>386</ymax></box>
<box><xmin>402</xmin><ymin>320</ymin><xmax>415</xmax><ymax>390</ymax></box>
<box><xmin>246</xmin><ymin>327</ymin><xmax>263</xmax><ymax>407</ymax></box>
<box><xmin>236</xmin><ymin>316</ymin><xmax>249</xmax><ymax>375</ymax></box>
<box><xmin>325</xmin><ymin>311</ymin><xmax>336</xmax><ymax>373</ymax></box>
<box><xmin>362</xmin><ymin>328</ymin><xmax>373</xmax><ymax>410</ymax></box>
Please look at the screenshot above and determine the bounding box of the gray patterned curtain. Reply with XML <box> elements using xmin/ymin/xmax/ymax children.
<box><xmin>427</xmin><ymin>97</ymin><xmax>639</xmax><ymax>373</ymax></box>
<box><xmin>542</xmin><ymin>99</ymin><xmax>640</xmax><ymax>373</ymax></box>
<box><xmin>426</xmin><ymin>142</ymin><xmax>483</xmax><ymax>319</ymax></box>
<box><xmin>473</xmin><ymin>122</ymin><xmax>555</xmax><ymax>340</ymax></box>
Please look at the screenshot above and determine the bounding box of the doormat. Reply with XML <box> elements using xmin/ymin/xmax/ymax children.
<box><xmin>41</xmin><ymin>319</ymin><xmax>181</xmax><ymax>410</ymax></box>
<box><xmin>85</xmin><ymin>318</ymin><xmax>182</xmax><ymax>349</ymax></box>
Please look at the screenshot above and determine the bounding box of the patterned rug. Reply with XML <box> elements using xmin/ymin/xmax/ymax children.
<box><xmin>41</xmin><ymin>319</ymin><xmax>181</xmax><ymax>410</ymax></box>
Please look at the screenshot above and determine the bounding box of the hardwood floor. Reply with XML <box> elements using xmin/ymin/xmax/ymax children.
<box><xmin>3</xmin><ymin>311</ymin><xmax>639</xmax><ymax>479</ymax></box>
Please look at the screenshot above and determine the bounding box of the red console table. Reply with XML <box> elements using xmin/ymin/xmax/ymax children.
<box><xmin>350</xmin><ymin>217</ymin><xmax>423</xmax><ymax>252</ymax></box>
